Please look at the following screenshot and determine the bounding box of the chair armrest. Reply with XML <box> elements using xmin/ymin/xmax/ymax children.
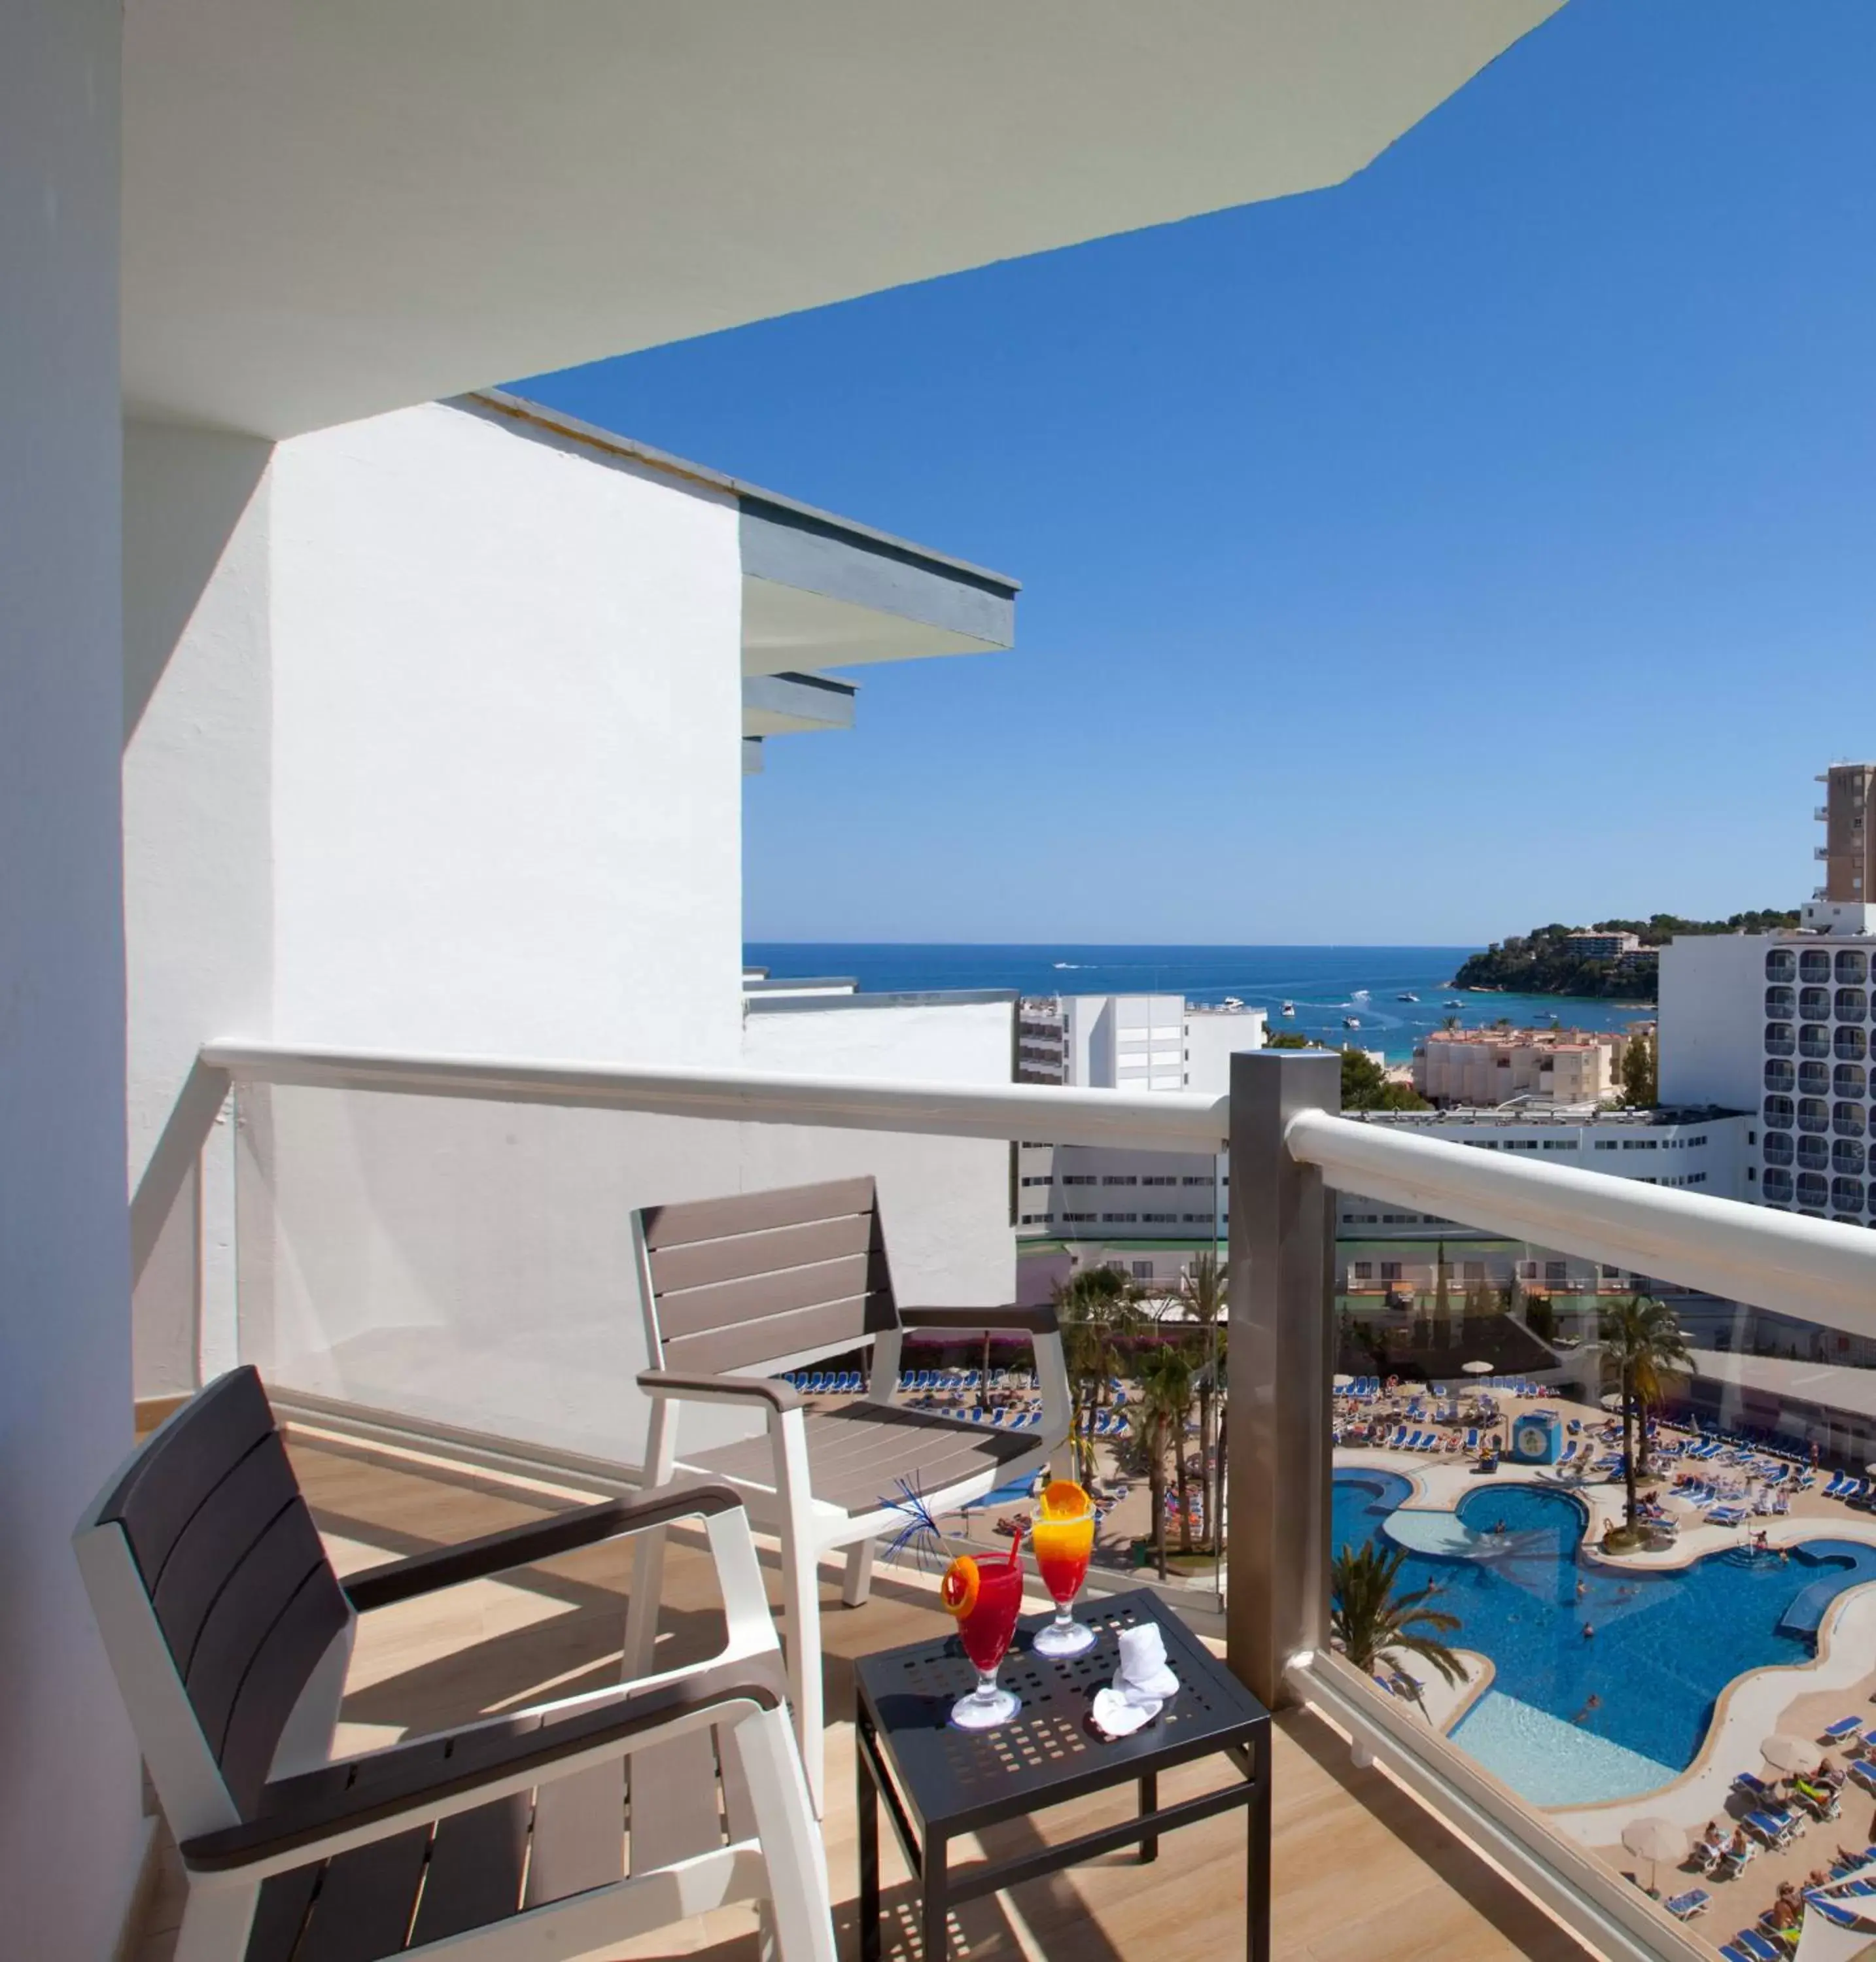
<box><xmin>343</xmin><ymin>1479</ymin><xmax>746</xmax><ymax>1613</ymax></box>
<box><xmin>899</xmin><ymin>1304</ymin><xmax>1060</xmax><ymax>1335</ymax></box>
<box><xmin>638</xmin><ymin>1368</ymin><xmax>803</xmax><ymax>1413</ymax></box>
<box><xmin>179</xmin><ymin>1653</ymin><xmax>786</xmax><ymax>1874</ymax></box>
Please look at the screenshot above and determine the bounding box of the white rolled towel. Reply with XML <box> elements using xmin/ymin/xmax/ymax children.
<box><xmin>1090</xmin><ymin>1624</ymin><xmax>1179</xmax><ymax>1737</ymax></box>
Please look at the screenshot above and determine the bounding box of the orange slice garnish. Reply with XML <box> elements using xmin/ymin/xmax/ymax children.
<box><xmin>940</xmin><ymin>1553</ymin><xmax>980</xmax><ymax>1619</ymax></box>
<box><xmin>1039</xmin><ymin>1479</ymin><xmax>1090</xmax><ymax>1520</ymax></box>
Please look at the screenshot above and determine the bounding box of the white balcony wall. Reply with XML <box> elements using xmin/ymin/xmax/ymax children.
<box><xmin>125</xmin><ymin>400</ymin><xmax>748</xmax><ymax>1396</ymax></box>
<box><xmin>233</xmin><ymin>999</ymin><xmax>1015</xmax><ymax>1468</ymax></box>
<box><xmin>3</xmin><ymin>3</ymin><xmax>145</xmax><ymax>1952</ymax></box>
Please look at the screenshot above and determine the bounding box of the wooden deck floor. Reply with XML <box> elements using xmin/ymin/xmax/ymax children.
<box><xmin>130</xmin><ymin>1426</ymin><xmax>1594</xmax><ymax>1962</ymax></box>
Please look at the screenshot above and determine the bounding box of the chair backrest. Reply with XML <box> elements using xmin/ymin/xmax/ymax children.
<box><xmin>79</xmin><ymin>1367</ymin><xmax>350</xmax><ymax>1825</ymax></box>
<box><xmin>636</xmin><ymin>1176</ymin><xmax>900</xmax><ymax>1378</ymax></box>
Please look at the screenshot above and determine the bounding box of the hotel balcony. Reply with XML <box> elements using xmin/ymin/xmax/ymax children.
<box><xmin>118</xmin><ymin>1040</ymin><xmax>1876</xmax><ymax>1962</ymax></box>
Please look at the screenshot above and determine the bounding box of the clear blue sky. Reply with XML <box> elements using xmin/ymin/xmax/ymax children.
<box><xmin>516</xmin><ymin>1</ymin><xmax>1876</xmax><ymax>947</ymax></box>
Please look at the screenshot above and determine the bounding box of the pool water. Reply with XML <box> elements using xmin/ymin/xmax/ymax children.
<box><xmin>1332</xmin><ymin>1470</ymin><xmax>1876</xmax><ymax>1806</ymax></box>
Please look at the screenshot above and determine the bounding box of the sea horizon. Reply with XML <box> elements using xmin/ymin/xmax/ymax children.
<box><xmin>743</xmin><ymin>942</ymin><xmax>1654</xmax><ymax>1064</ymax></box>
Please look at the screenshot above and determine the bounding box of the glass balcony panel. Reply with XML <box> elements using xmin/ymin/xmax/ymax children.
<box><xmin>1799</xmin><ymin>1098</ymin><xmax>1832</xmax><ymax>1133</ymax></box>
<box><xmin>1800</xmin><ymin>1024</ymin><xmax>1833</xmax><ymax>1059</ymax></box>
<box><xmin>1799</xmin><ymin>987</ymin><xmax>1832</xmax><ymax>1022</ymax></box>
<box><xmin>1763</xmin><ymin>1095</ymin><xmax>1794</xmax><ymax>1127</ymax></box>
<box><xmin>1764</xmin><ymin>1022</ymin><xmax>1795</xmax><ymax>1056</ymax></box>
<box><xmin>1837</xmin><ymin>1027</ymin><xmax>1868</xmax><ymax>1062</ymax></box>
<box><xmin>1835</xmin><ymin>1101</ymin><xmax>1867</xmax><ymax>1138</ymax></box>
<box><xmin>1762</xmin><ymin>1165</ymin><xmax>1795</xmax><ymax>1201</ymax></box>
<box><xmin>1763</xmin><ymin>1058</ymin><xmax>1796</xmax><ymax>1092</ymax></box>
<box><xmin>1834</xmin><ymin>1139</ymin><xmax>1866</xmax><ymax>1176</ymax></box>
<box><xmin>1798</xmin><ymin>1135</ymin><xmax>1832</xmax><ymax>1171</ymax></box>
<box><xmin>1765</xmin><ymin>948</ymin><xmax>1798</xmax><ymax>982</ymax></box>
<box><xmin>1801</xmin><ymin>949</ymin><xmax>1833</xmax><ymax>982</ymax></box>
<box><xmin>1839</xmin><ymin>950</ymin><xmax>1869</xmax><ymax>984</ymax></box>
<box><xmin>1839</xmin><ymin>988</ymin><xmax>1868</xmax><ymax>1022</ymax></box>
<box><xmin>1836</xmin><ymin>1063</ymin><xmax>1867</xmax><ymax>1096</ymax></box>
<box><xmin>1762</xmin><ymin>1132</ymin><xmax>1794</xmax><ymax>1167</ymax></box>
<box><xmin>1799</xmin><ymin>1061</ymin><xmax>1831</xmax><ymax>1094</ymax></box>
<box><xmin>1833</xmin><ymin>1177</ymin><xmax>1866</xmax><ymax>1213</ymax></box>
<box><xmin>1797</xmin><ymin>1171</ymin><xmax>1831</xmax><ymax>1206</ymax></box>
<box><xmin>1765</xmin><ymin>986</ymin><xmax>1796</xmax><ymax>1016</ymax></box>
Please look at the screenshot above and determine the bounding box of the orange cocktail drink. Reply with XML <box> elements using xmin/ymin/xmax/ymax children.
<box><xmin>1030</xmin><ymin>1480</ymin><xmax>1097</xmax><ymax>1657</ymax></box>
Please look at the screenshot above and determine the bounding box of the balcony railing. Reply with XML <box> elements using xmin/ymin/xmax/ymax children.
<box><xmin>128</xmin><ymin>1037</ymin><xmax>1876</xmax><ymax>1962</ymax></box>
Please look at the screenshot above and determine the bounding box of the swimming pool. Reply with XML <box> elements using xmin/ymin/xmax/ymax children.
<box><xmin>1332</xmin><ymin>1470</ymin><xmax>1876</xmax><ymax>1806</ymax></box>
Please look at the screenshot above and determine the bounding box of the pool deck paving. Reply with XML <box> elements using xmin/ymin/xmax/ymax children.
<box><xmin>1338</xmin><ymin>1392</ymin><xmax>1876</xmax><ymax>1953</ymax></box>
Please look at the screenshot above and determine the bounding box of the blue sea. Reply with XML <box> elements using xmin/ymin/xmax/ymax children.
<box><xmin>742</xmin><ymin>944</ymin><xmax>1653</xmax><ymax>1064</ymax></box>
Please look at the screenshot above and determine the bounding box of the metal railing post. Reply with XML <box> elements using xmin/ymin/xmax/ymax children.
<box><xmin>1226</xmin><ymin>1047</ymin><xmax>1340</xmax><ymax>1706</ymax></box>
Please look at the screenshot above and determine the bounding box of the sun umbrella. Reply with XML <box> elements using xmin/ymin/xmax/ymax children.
<box><xmin>1762</xmin><ymin>1734</ymin><xmax>1822</xmax><ymax>1776</ymax></box>
<box><xmin>1332</xmin><ymin>1373</ymin><xmax>1354</xmax><ymax>1389</ymax></box>
<box><xmin>1621</xmin><ymin>1816</ymin><xmax>1687</xmax><ymax>1895</ymax></box>
<box><xmin>1600</xmin><ymin>1391</ymin><xmax>1627</xmax><ymax>1412</ymax></box>
<box><xmin>1462</xmin><ymin>1360</ymin><xmax>1493</xmax><ymax>1377</ymax></box>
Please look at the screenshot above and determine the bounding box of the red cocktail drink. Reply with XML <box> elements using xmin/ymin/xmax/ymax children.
<box><xmin>943</xmin><ymin>1532</ymin><xmax>1026</xmax><ymax>1729</ymax></box>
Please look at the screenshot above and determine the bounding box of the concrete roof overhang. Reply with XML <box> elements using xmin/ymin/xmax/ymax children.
<box><xmin>124</xmin><ymin>1</ymin><xmax>1563</xmax><ymax>438</ymax></box>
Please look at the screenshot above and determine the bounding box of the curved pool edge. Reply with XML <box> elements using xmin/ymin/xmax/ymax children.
<box><xmin>1547</xmin><ymin>1574</ymin><xmax>1876</xmax><ymax>1840</ymax></box>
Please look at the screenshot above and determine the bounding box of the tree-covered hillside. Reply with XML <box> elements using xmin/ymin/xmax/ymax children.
<box><xmin>1451</xmin><ymin>912</ymin><xmax>1799</xmax><ymax>1001</ymax></box>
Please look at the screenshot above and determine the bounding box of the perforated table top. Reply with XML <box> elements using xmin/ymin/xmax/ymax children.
<box><xmin>853</xmin><ymin>1585</ymin><xmax>1268</xmax><ymax>1837</ymax></box>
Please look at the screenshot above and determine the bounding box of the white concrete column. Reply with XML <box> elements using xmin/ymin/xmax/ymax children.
<box><xmin>0</xmin><ymin>4</ymin><xmax>145</xmax><ymax>1954</ymax></box>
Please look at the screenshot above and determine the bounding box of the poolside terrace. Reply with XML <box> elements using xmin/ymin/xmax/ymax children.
<box><xmin>1334</xmin><ymin>1383</ymin><xmax>1876</xmax><ymax>1957</ymax></box>
<box><xmin>126</xmin><ymin>1420</ymin><xmax>1591</xmax><ymax>1962</ymax></box>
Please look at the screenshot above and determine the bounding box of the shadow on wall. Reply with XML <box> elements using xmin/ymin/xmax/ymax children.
<box><xmin>122</xmin><ymin>420</ymin><xmax>270</xmax><ymax>744</ymax></box>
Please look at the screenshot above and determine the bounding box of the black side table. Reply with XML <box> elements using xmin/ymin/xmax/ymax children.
<box><xmin>854</xmin><ymin>1587</ymin><xmax>1270</xmax><ymax>1962</ymax></box>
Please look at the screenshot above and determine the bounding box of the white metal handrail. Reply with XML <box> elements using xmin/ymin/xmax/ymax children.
<box><xmin>198</xmin><ymin>1040</ymin><xmax>1232</xmax><ymax>1153</ymax></box>
<box><xmin>198</xmin><ymin>1039</ymin><xmax>1876</xmax><ymax>1335</ymax></box>
<box><xmin>1287</xmin><ymin>1106</ymin><xmax>1876</xmax><ymax>1335</ymax></box>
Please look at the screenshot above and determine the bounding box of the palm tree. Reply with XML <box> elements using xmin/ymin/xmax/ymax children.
<box><xmin>1330</xmin><ymin>1541</ymin><xmax>1466</xmax><ymax>1693</ymax></box>
<box><xmin>1054</xmin><ymin>1267</ymin><xmax>1142</xmax><ymax>1487</ymax></box>
<box><xmin>1136</xmin><ymin>1345</ymin><xmax>1194</xmax><ymax>1577</ymax></box>
<box><xmin>1599</xmin><ymin>1294</ymin><xmax>1692</xmax><ymax>1533</ymax></box>
<box><xmin>1177</xmin><ymin>1250</ymin><xmax>1226</xmax><ymax>1551</ymax></box>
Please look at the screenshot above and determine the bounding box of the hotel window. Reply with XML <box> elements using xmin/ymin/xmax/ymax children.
<box><xmin>1837</xmin><ymin>1139</ymin><xmax>1867</xmax><ymax>1175</ymax></box>
<box><xmin>1765</xmin><ymin>1022</ymin><xmax>1795</xmax><ymax>1056</ymax></box>
<box><xmin>1800</xmin><ymin>987</ymin><xmax>1832</xmax><ymax>1022</ymax></box>
<box><xmin>1763</xmin><ymin>1095</ymin><xmax>1794</xmax><ymax>1127</ymax></box>
<box><xmin>1062</xmin><ymin>1175</ymin><xmax>1097</xmax><ymax>1186</ymax></box>
<box><xmin>1839</xmin><ymin>1027</ymin><xmax>1869</xmax><ymax>1061</ymax></box>
<box><xmin>1766</xmin><ymin>985</ymin><xmax>1796</xmax><ymax>1016</ymax></box>
<box><xmin>1839</xmin><ymin>1063</ymin><xmax>1867</xmax><ymax>1096</ymax></box>
<box><xmin>1380</xmin><ymin>1262</ymin><xmax>1402</xmax><ymax>1282</ymax></box>
<box><xmin>1143</xmin><ymin>1211</ymin><xmax>1178</xmax><ymax>1223</ymax></box>
<box><xmin>1131</xmin><ymin>1261</ymin><xmax>1155</xmax><ymax>1282</ymax></box>
<box><xmin>1141</xmin><ymin>1175</ymin><xmax>1179</xmax><ymax>1186</ymax></box>
<box><xmin>1520</xmin><ymin>1260</ymin><xmax>1539</xmax><ymax>1279</ymax></box>
<box><xmin>1799</xmin><ymin>1097</ymin><xmax>1832</xmax><ymax>1134</ymax></box>
<box><xmin>1762</xmin><ymin>1132</ymin><xmax>1794</xmax><ymax>1167</ymax></box>
<box><xmin>1840</xmin><ymin>988</ymin><xmax>1869</xmax><ymax>1022</ymax></box>
<box><xmin>1181</xmin><ymin>1175</ymin><xmax>1213</xmax><ymax>1186</ymax></box>
<box><xmin>1765</xmin><ymin>948</ymin><xmax>1798</xmax><ymax>982</ymax></box>
<box><xmin>1801</xmin><ymin>1023</ymin><xmax>1833</xmax><ymax>1059</ymax></box>
<box><xmin>1102</xmin><ymin>1212</ymin><xmax>1138</xmax><ymax>1224</ymax></box>
<box><xmin>1841</xmin><ymin>950</ymin><xmax>1871</xmax><ymax>984</ymax></box>
<box><xmin>1461</xmin><ymin>1260</ymin><xmax>1485</xmax><ymax>1282</ymax></box>
<box><xmin>1801</xmin><ymin>949</ymin><xmax>1833</xmax><ymax>984</ymax></box>
<box><xmin>1062</xmin><ymin>1211</ymin><xmax>1096</xmax><ymax>1223</ymax></box>
<box><xmin>1764</xmin><ymin>1058</ymin><xmax>1796</xmax><ymax>1093</ymax></box>
<box><xmin>1834</xmin><ymin>1177</ymin><xmax>1866</xmax><ymax>1213</ymax></box>
<box><xmin>1545</xmin><ymin>1260</ymin><xmax>1567</xmax><ymax>1282</ymax></box>
<box><xmin>1352</xmin><ymin>1262</ymin><xmax>1374</xmax><ymax>1281</ymax></box>
<box><xmin>1102</xmin><ymin>1175</ymin><xmax>1138</xmax><ymax>1186</ymax></box>
<box><xmin>1763</xmin><ymin>1167</ymin><xmax>1794</xmax><ymax>1201</ymax></box>
<box><xmin>1837</xmin><ymin>1103</ymin><xmax>1867</xmax><ymax>1138</ymax></box>
<box><xmin>1799</xmin><ymin>1060</ymin><xmax>1830</xmax><ymax>1095</ymax></box>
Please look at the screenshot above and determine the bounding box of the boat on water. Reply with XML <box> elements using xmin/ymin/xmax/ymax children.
<box><xmin>1280</xmin><ymin>1001</ymin><xmax>1296</xmax><ymax>1017</ymax></box>
<box><xmin>1442</xmin><ymin>998</ymin><xmax>1463</xmax><ymax>1008</ymax></box>
<box><xmin>1397</xmin><ymin>992</ymin><xmax>1419</xmax><ymax>1003</ymax></box>
<box><xmin>1222</xmin><ymin>995</ymin><xmax>1244</xmax><ymax>1009</ymax></box>
<box><xmin>1351</xmin><ymin>988</ymin><xmax>1370</xmax><ymax>999</ymax></box>
<box><xmin>1343</xmin><ymin>1016</ymin><xmax>1361</xmax><ymax>1029</ymax></box>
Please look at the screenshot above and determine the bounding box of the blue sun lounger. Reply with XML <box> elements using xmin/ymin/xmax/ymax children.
<box><xmin>1665</xmin><ymin>1889</ymin><xmax>1709</xmax><ymax>1921</ymax></box>
<box><xmin>1744</xmin><ymin>1810</ymin><xmax>1797</xmax><ymax>1848</ymax></box>
<box><xmin>1465</xmin><ymin>1428</ymin><xmax>1479</xmax><ymax>1451</ymax></box>
<box><xmin>1822</xmin><ymin>1716</ymin><xmax>1863</xmax><ymax>1741</ymax></box>
<box><xmin>1732</xmin><ymin>1928</ymin><xmax>1782</xmax><ymax>1962</ymax></box>
<box><xmin>1720</xmin><ymin>1946</ymin><xmax>1758</xmax><ymax>1962</ymax></box>
<box><xmin>1849</xmin><ymin>1761</ymin><xmax>1876</xmax><ymax>1797</ymax></box>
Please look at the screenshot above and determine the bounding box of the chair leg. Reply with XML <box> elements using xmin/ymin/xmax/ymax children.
<box><xmin>623</xmin><ymin>1524</ymin><xmax>667</xmax><ymax>1683</ymax></box>
<box><xmin>841</xmin><ymin>1537</ymin><xmax>876</xmax><ymax>1609</ymax></box>
<box><xmin>730</xmin><ymin>1704</ymin><xmax>837</xmax><ymax>1962</ymax></box>
<box><xmin>775</xmin><ymin>1508</ymin><xmax>826</xmax><ymax>1817</ymax></box>
<box><xmin>173</xmin><ymin>1882</ymin><xmax>258</xmax><ymax>1962</ymax></box>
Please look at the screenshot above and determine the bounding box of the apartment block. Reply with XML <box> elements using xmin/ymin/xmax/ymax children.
<box><xmin>1412</xmin><ymin>1025</ymin><xmax>1642</xmax><ymax>1108</ymax></box>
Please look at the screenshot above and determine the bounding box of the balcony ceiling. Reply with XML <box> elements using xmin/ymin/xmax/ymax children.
<box><xmin>124</xmin><ymin>1</ymin><xmax>1562</xmax><ymax>438</ymax></box>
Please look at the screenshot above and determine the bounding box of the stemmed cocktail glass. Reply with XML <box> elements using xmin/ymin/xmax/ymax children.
<box><xmin>1030</xmin><ymin>1480</ymin><xmax>1098</xmax><ymax>1657</ymax></box>
<box><xmin>941</xmin><ymin>1531</ymin><xmax>1026</xmax><ymax>1728</ymax></box>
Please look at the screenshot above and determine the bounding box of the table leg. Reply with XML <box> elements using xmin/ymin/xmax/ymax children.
<box><xmin>922</xmin><ymin>1834</ymin><xmax>948</xmax><ymax>1962</ymax></box>
<box><xmin>1139</xmin><ymin>1770</ymin><xmax>1159</xmax><ymax>1863</ymax></box>
<box><xmin>1247</xmin><ymin>1728</ymin><xmax>1271</xmax><ymax>1962</ymax></box>
<box><xmin>858</xmin><ymin>1726</ymin><xmax>880</xmax><ymax>1962</ymax></box>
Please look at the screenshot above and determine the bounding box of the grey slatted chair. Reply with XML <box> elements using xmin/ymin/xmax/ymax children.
<box><xmin>75</xmin><ymin>1367</ymin><xmax>834</xmax><ymax>1962</ymax></box>
<box><xmin>622</xmin><ymin>1176</ymin><xmax>1069</xmax><ymax>1811</ymax></box>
